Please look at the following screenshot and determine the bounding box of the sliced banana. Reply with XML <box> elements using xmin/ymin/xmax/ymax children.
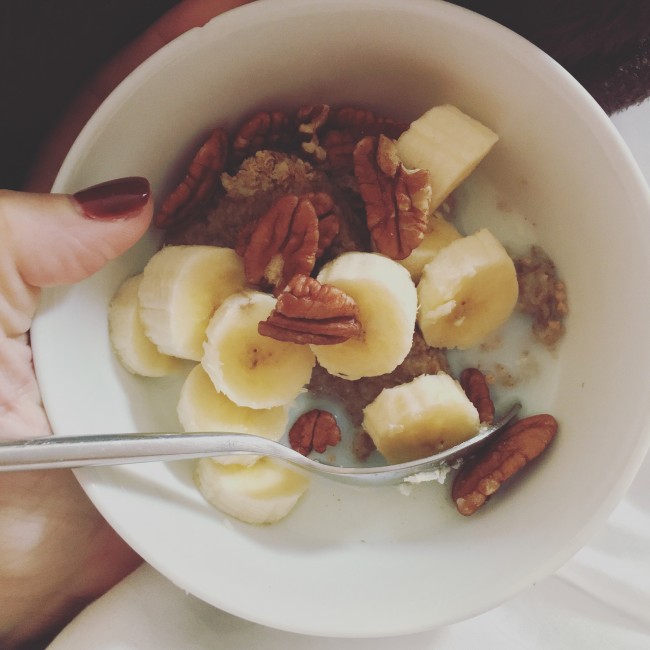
<box><xmin>108</xmin><ymin>274</ymin><xmax>185</xmax><ymax>377</ymax></box>
<box><xmin>202</xmin><ymin>290</ymin><xmax>316</xmax><ymax>409</ymax></box>
<box><xmin>311</xmin><ymin>252</ymin><xmax>417</xmax><ymax>380</ymax></box>
<box><xmin>398</xmin><ymin>213</ymin><xmax>462</xmax><ymax>282</ymax></box>
<box><xmin>138</xmin><ymin>245</ymin><xmax>247</xmax><ymax>361</ymax></box>
<box><xmin>178</xmin><ymin>365</ymin><xmax>288</xmax><ymax>465</ymax></box>
<box><xmin>362</xmin><ymin>372</ymin><xmax>480</xmax><ymax>464</ymax></box>
<box><xmin>397</xmin><ymin>104</ymin><xmax>498</xmax><ymax>211</ymax></box>
<box><xmin>417</xmin><ymin>228</ymin><xmax>518</xmax><ymax>349</ymax></box>
<box><xmin>195</xmin><ymin>457</ymin><xmax>310</xmax><ymax>525</ymax></box>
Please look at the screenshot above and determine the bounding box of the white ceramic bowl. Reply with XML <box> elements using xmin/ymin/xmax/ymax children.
<box><xmin>32</xmin><ymin>0</ymin><xmax>650</xmax><ymax>638</ymax></box>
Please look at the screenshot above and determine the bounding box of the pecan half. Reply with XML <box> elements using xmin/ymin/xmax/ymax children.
<box><xmin>289</xmin><ymin>409</ymin><xmax>342</xmax><ymax>456</ymax></box>
<box><xmin>460</xmin><ymin>368</ymin><xmax>495</xmax><ymax>424</ymax></box>
<box><xmin>318</xmin><ymin>108</ymin><xmax>408</xmax><ymax>170</ymax></box>
<box><xmin>305</xmin><ymin>192</ymin><xmax>341</xmax><ymax>258</ymax></box>
<box><xmin>321</xmin><ymin>129</ymin><xmax>357</xmax><ymax>169</ymax></box>
<box><xmin>258</xmin><ymin>274</ymin><xmax>362</xmax><ymax>345</ymax></box>
<box><xmin>353</xmin><ymin>135</ymin><xmax>431</xmax><ymax>260</ymax></box>
<box><xmin>230</xmin><ymin>110</ymin><xmax>293</xmax><ymax>164</ymax></box>
<box><xmin>240</xmin><ymin>195</ymin><xmax>319</xmax><ymax>293</ymax></box>
<box><xmin>155</xmin><ymin>128</ymin><xmax>228</xmax><ymax>229</ymax></box>
<box><xmin>452</xmin><ymin>414</ymin><xmax>558</xmax><ymax>516</ymax></box>
<box><xmin>330</xmin><ymin>107</ymin><xmax>407</xmax><ymax>139</ymax></box>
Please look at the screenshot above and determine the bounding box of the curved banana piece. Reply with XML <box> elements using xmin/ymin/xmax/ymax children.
<box><xmin>178</xmin><ymin>365</ymin><xmax>288</xmax><ymax>465</ymax></box>
<box><xmin>202</xmin><ymin>290</ymin><xmax>315</xmax><ymax>409</ymax></box>
<box><xmin>396</xmin><ymin>104</ymin><xmax>498</xmax><ymax>211</ymax></box>
<box><xmin>362</xmin><ymin>372</ymin><xmax>480</xmax><ymax>464</ymax></box>
<box><xmin>399</xmin><ymin>214</ymin><xmax>462</xmax><ymax>282</ymax></box>
<box><xmin>311</xmin><ymin>252</ymin><xmax>417</xmax><ymax>380</ymax></box>
<box><xmin>108</xmin><ymin>274</ymin><xmax>184</xmax><ymax>377</ymax></box>
<box><xmin>138</xmin><ymin>245</ymin><xmax>247</xmax><ymax>361</ymax></box>
<box><xmin>195</xmin><ymin>457</ymin><xmax>310</xmax><ymax>525</ymax></box>
<box><xmin>417</xmin><ymin>229</ymin><xmax>518</xmax><ymax>349</ymax></box>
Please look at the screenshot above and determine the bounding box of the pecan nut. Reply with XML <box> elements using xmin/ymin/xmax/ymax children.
<box><xmin>452</xmin><ymin>414</ymin><xmax>558</xmax><ymax>516</ymax></box>
<box><xmin>239</xmin><ymin>194</ymin><xmax>319</xmax><ymax>293</ymax></box>
<box><xmin>460</xmin><ymin>368</ymin><xmax>495</xmax><ymax>424</ymax></box>
<box><xmin>258</xmin><ymin>274</ymin><xmax>362</xmax><ymax>345</ymax></box>
<box><xmin>230</xmin><ymin>110</ymin><xmax>293</xmax><ymax>165</ymax></box>
<box><xmin>321</xmin><ymin>129</ymin><xmax>357</xmax><ymax>169</ymax></box>
<box><xmin>330</xmin><ymin>107</ymin><xmax>407</xmax><ymax>139</ymax></box>
<box><xmin>289</xmin><ymin>409</ymin><xmax>342</xmax><ymax>456</ymax></box>
<box><xmin>155</xmin><ymin>128</ymin><xmax>228</xmax><ymax>229</ymax></box>
<box><xmin>305</xmin><ymin>191</ymin><xmax>341</xmax><ymax>258</ymax></box>
<box><xmin>297</xmin><ymin>104</ymin><xmax>330</xmax><ymax>162</ymax></box>
<box><xmin>353</xmin><ymin>134</ymin><xmax>431</xmax><ymax>260</ymax></box>
<box><xmin>318</xmin><ymin>108</ymin><xmax>408</xmax><ymax>170</ymax></box>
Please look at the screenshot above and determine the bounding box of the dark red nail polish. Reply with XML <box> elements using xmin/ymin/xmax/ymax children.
<box><xmin>73</xmin><ymin>177</ymin><xmax>150</xmax><ymax>219</ymax></box>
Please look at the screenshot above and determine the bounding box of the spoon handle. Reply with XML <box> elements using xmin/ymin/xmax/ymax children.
<box><xmin>0</xmin><ymin>402</ymin><xmax>520</xmax><ymax>486</ymax></box>
<box><xmin>0</xmin><ymin>432</ymin><xmax>284</xmax><ymax>471</ymax></box>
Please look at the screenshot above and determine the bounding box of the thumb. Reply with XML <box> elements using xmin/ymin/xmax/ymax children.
<box><xmin>2</xmin><ymin>176</ymin><xmax>153</xmax><ymax>288</ymax></box>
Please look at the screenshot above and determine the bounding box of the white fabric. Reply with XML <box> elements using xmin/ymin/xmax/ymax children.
<box><xmin>48</xmin><ymin>100</ymin><xmax>650</xmax><ymax>650</ymax></box>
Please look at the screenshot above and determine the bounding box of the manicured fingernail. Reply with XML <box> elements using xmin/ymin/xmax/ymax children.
<box><xmin>73</xmin><ymin>177</ymin><xmax>150</xmax><ymax>219</ymax></box>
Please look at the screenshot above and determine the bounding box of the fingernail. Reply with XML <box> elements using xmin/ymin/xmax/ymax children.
<box><xmin>73</xmin><ymin>177</ymin><xmax>150</xmax><ymax>219</ymax></box>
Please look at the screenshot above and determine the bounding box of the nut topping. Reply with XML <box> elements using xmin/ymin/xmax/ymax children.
<box><xmin>317</xmin><ymin>108</ymin><xmax>408</xmax><ymax>169</ymax></box>
<box><xmin>331</xmin><ymin>107</ymin><xmax>407</xmax><ymax>139</ymax></box>
<box><xmin>321</xmin><ymin>129</ymin><xmax>357</xmax><ymax>169</ymax></box>
<box><xmin>289</xmin><ymin>409</ymin><xmax>342</xmax><ymax>456</ymax></box>
<box><xmin>258</xmin><ymin>274</ymin><xmax>362</xmax><ymax>345</ymax></box>
<box><xmin>297</xmin><ymin>104</ymin><xmax>330</xmax><ymax>162</ymax></box>
<box><xmin>353</xmin><ymin>135</ymin><xmax>431</xmax><ymax>260</ymax></box>
<box><xmin>231</xmin><ymin>110</ymin><xmax>293</xmax><ymax>164</ymax></box>
<box><xmin>305</xmin><ymin>191</ymin><xmax>341</xmax><ymax>258</ymax></box>
<box><xmin>460</xmin><ymin>368</ymin><xmax>495</xmax><ymax>424</ymax></box>
<box><xmin>452</xmin><ymin>414</ymin><xmax>558</xmax><ymax>516</ymax></box>
<box><xmin>240</xmin><ymin>195</ymin><xmax>319</xmax><ymax>294</ymax></box>
<box><xmin>155</xmin><ymin>128</ymin><xmax>228</xmax><ymax>229</ymax></box>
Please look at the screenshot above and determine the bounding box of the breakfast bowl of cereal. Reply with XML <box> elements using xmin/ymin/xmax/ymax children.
<box><xmin>31</xmin><ymin>0</ymin><xmax>650</xmax><ymax>638</ymax></box>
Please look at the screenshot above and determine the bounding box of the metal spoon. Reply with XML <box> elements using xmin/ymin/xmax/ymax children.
<box><xmin>0</xmin><ymin>402</ymin><xmax>520</xmax><ymax>486</ymax></box>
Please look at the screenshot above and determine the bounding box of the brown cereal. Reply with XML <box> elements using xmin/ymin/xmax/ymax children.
<box><xmin>515</xmin><ymin>246</ymin><xmax>568</xmax><ymax>347</ymax></box>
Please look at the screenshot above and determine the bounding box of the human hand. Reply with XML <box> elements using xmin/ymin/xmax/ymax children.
<box><xmin>0</xmin><ymin>177</ymin><xmax>153</xmax><ymax>648</ymax></box>
<box><xmin>2</xmin><ymin>1</ymin><xmax>252</xmax><ymax>647</ymax></box>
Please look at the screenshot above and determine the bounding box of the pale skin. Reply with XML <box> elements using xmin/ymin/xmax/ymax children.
<box><xmin>0</xmin><ymin>1</ymin><xmax>252</xmax><ymax>647</ymax></box>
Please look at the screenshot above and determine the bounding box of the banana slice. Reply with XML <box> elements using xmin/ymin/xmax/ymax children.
<box><xmin>202</xmin><ymin>290</ymin><xmax>316</xmax><ymax>408</ymax></box>
<box><xmin>362</xmin><ymin>372</ymin><xmax>480</xmax><ymax>464</ymax></box>
<box><xmin>108</xmin><ymin>274</ymin><xmax>185</xmax><ymax>377</ymax></box>
<box><xmin>398</xmin><ymin>214</ymin><xmax>462</xmax><ymax>282</ymax></box>
<box><xmin>195</xmin><ymin>457</ymin><xmax>310</xmax><ymax>525</ymax></box>
<box><xmin>311</xmin><ymin>252</ymin><xmax>417</xmax><ymax>380</ymax></box>
<box><xmin>177</xmin><ymin>365</ymin><xmax>288</xmax><ymax>465</ymax></box>
<box><xmin>417</xmin><ymin>228</ymin><xmax>518</xmax><ymax>349</ymax></box>
<box><xmin>397</xmin><ymin>104</ymin><xmax>498</xmax><ymax>211</ymax></box>
<box><xmin>138</xmin><ymin>245</ymin><xmax>247</xmax><ymax>361</ymax></box>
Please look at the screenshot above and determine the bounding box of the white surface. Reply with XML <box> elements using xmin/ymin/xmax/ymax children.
<box><xmin>31</xmin><ymin>0</ymin><xmax>650</xmax><ymax>642</ymax></box>
<box><xmin>48</xmin><ymin>97</ymin><xmax>650</xmax><ymax>650</ymax></box>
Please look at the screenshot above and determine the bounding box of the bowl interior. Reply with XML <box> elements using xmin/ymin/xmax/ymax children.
<box><xmin>32</xmin><ymin>0</ymin><xmax>650</xmax><ymax>637</ymax></box>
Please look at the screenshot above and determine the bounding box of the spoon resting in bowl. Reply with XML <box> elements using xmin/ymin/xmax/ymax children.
<box><xmin>0</xmin><ymin>402</ymin><xmax>520</xmax><ymax>486</ymax></box>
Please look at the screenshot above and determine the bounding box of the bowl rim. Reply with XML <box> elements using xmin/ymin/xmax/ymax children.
<box><xmin>38</xmin><ymin>0</ymin><xmax>650</xmax><ymax>638</ymax></box>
